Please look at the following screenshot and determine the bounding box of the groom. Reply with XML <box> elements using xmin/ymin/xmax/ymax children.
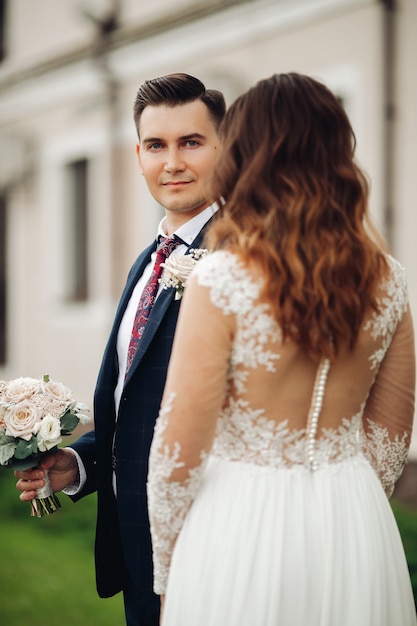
<box><xmin>15</xmin><ymin>73</ymin><xmax>226</xmax><ymax>625</ymax></box>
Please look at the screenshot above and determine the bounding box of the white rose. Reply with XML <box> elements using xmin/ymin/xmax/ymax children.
<box><xmin>162</xmin><ymin>255</ymin><xmax>198</xmax><ymax>283</ymax></box>
<box><xmin>4</xmin><ymin>377</ymin><xmax>40</xmax><ymax>403</ymax></box>
<box><xmin>0</xmin><ymin>402</ymin><xmax>7</xmax><ymax>428</ymax></box>
<box><xmin>36</xmin><ymin>414</ymin><xmax>62</xmax><ymax>452</ymax></box>
<box><xmin>4</xmin><ymin>400</ymin><xmax>41</xmax><ymax>441</ymax></box>
<box><xmin>73</xmin><ymin>402</ymin><xmax>91</xmax><ymax>425</ymax></box>
<box><xmin>42</xmin><ymin>379</ymin><xmax>73</xmax><ymax>404</ymax></box>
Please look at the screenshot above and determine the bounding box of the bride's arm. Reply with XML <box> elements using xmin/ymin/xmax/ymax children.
<box><xmin>147</xmin><ymin>271</ymin><xmax>234</xmax><ymax>595</ymax></box>
<box><xmin>362</xmin><ymin>306</ymin><xmax>415</xmax><ymax>497</ymax></box>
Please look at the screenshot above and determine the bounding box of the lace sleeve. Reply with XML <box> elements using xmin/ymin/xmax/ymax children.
<box><xmin>362</xmin><ymin>259</ymin><xmax>415</xmax><ymax>497</ymax></box>
<box><xmin>361</xmin><ymin>418</ymin><xmax>411</xmax><ymax>498</ymax></box>
<box><xmin>147</xmin><ymin>394</ymin><xmax>209</xmax><ymax>594</ymax></box>
<box><xmin>147</xmin><ymin>257</ymin><xmax>235</xmax><ymax>594</ymax></box>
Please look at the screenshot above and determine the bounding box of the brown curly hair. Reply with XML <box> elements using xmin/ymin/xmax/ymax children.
<box><xmin>206</xmin><ymin>72</ymin><xmax>389</xmax><ymax>360</ymax></box>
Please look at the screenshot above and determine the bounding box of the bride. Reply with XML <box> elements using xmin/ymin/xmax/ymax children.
<box><xmin>147</xmin><ymin>72</ymin><xmax>416</xmax><ymax>625</ymax></box>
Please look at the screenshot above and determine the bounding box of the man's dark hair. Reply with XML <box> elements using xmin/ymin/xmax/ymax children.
<box><xmin>133</xmin><ymin>73</ymin><xmax>226</xmax><ymax>137</ymax></box>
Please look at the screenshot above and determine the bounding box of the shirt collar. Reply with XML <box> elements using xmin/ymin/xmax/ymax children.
<box><xmin>156</xmin><ymin>202</ymin><xmax>219</xmax><ymax>245</ymax></box>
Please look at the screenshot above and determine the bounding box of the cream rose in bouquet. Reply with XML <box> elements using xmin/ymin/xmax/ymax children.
<box><xmin>160</xmin><ymin>248</ymin><xmax>208</xmax><ymax>299</ymax></box>
<box><xmin>0</xmin><ymin>375</ymin><xmax>90</xmax><ymax>517</ymax></box>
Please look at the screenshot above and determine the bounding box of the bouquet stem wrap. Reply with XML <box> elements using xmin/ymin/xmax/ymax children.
<box><xmin>30</xmin><ymin>468</ymin><xmax>61</xmax><ymax>518</ymax></box>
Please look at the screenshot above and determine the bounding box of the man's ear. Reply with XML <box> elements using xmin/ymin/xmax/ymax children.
<box><xmin>135</xmin><ymin>143</ymin><xmax>143</xmax><ymax>174</ymax></box>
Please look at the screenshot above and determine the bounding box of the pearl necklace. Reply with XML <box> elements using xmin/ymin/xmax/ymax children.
<box><xmin>305</xmin><ymin>357</ymin><xmax>331</xmax><ymax>471</ymax></box>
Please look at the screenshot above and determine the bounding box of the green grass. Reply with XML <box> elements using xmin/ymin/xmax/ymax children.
<box><xmin>1</xmin><ymin>472</ymin><xmax>416</xmax><ymax>624</ymax></box>
<box><xmin>0</xmin><ymin>472</ymin><xmax>124</xmax><ymax>626</ymax></box>
<box><xmin>391</xmin><ymin>498</ymin><xmax>417</xmax><ymax>610</ymax></box>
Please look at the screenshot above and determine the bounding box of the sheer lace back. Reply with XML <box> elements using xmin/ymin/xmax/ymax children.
<box><xmin>194</xmin><ymin>252</ymin><xmax>411</xmax><ymax>488</ymax></box>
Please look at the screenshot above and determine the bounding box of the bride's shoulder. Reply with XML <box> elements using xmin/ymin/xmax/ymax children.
<box><xmin>385</xmin><ymin>254</ymin><xmax>407</xmax><ymax>286</ymax></box>
<box><xmin>193</xmin><ymin>250</ymin><xmax>262</xmax><ymax>311</ymax></box>
<box><xmin>376</xmin><ymin>254</ymin><xmax>409</xmax><ymax>306</ymax></box>
<box><xmin>194</xmin><ymin>250</ymin><xmax>248</xmax><ymax>281</ymax></box>
<box><xmin>364</xmin><ymin>254</ymin><xmax>410</xmax><ymax>337</ymax></box>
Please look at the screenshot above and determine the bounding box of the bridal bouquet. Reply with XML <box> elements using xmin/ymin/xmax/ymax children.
<box><xmin>160</xmin><ymin>248</ymin><xmax>208</xmax><ymax>299</ymax></box>
<box><xmin>0</xmin><ymin>375</ymin><xmax>90</xmax><ymax>517</ymax></box>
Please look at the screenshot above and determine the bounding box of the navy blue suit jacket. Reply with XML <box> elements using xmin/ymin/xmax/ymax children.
<box><xmin>70</xmin><ymin>226</ymin><xmax>208</xmax><ymax>599</ymax></box>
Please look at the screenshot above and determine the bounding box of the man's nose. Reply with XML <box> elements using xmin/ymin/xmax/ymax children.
<box><xmin>164</xmin><ymin>147</ymin><xmax>186</xmax><ymax>172</ymax></box>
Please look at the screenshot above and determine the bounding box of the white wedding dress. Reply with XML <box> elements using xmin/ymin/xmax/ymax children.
<box><xmin>147</xmin><ymin>250</ymin><xmax>416</xmax><ymax>625</ymax></box>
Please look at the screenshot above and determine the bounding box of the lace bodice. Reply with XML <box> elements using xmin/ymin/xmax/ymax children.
<box><xmin>147</xmin><ymin>251</ymin><xmax>415</xmax><ymax>594</ymax></box>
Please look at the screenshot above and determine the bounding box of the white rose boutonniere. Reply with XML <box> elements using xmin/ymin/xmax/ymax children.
<box><xmin>160</xmin><ymin>248</ymin><xmax>208</xmax><ymax>299</ymax></box>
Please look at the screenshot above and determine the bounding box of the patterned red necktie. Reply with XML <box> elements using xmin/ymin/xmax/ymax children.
<box><xmin>125</xmin><ymin>236</ymin><xmax>182</xmax><ymax>374</ymax></box>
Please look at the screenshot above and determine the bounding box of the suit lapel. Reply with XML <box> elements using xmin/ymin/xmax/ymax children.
<box><xmin>123</xmin><ymin>226</ymin><xmax>209</xmax><ymax>384</ymax></box>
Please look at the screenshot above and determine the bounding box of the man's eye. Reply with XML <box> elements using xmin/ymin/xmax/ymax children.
<box><xmin>184</xmin><ymin>140</ymin><xmax>199</xmax><ymax>147</ymax></box>
<box><xmin>148</xmin><ymin>143</ymin><xmax>163</xmax><ymax>150</ymax></box>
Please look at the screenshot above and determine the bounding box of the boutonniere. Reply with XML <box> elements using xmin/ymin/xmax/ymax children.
<box><xmin>160</xmin><ymin>248</ymin><xmax>209</xmax><ymax>300</ymax></box>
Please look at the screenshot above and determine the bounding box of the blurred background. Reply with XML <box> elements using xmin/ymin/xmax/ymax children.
<box><xmin>0</xmin><ymin>0</ymin><xmax>416</xmax><ymax>623</ymax></box>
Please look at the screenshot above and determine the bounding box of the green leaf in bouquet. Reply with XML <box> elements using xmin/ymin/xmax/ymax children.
<box><xmin>14</xmin><ymin>436</ymin><xmax>39</xmax><ymax>460</ymax></box>
<box><xmin>60</xmin><ymin>412</ymin><xmax>79</xmax><ymax>435</ymax></box>
<box><xmin>8</xmin><ymin>455</ymin><xmax>41</xmax><ymax>471</ymax></box>
<box><xmin>0</xmin><ymin>440</ymin><xmax>17</xmax><ymax>465</ymax></box>
<box><xmin>0</xmin><ymin>432</ymin><xmax>15</xmax><ymax>446</ymax></box>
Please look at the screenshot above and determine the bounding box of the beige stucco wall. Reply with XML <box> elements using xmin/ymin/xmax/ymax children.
<box><xmin>0</xmin><ymin>0</ymin><xmax>416</xmax><ymax>452</ymax></box>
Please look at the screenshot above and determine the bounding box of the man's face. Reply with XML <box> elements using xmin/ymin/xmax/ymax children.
<box><xmin>136</xmin><ymin>100</ymin><xmax>220</xmax><ymax>229</ymax></box>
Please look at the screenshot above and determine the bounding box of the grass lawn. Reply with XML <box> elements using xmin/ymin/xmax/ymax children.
<box><xmin>391</xmin><ymin>498</ymin><xmax>417</xmax><ymax>610</ymax></box>
<box><xmin>0</xmin><ymin>473</ymin><xmax>124</xmax><ymax>626</ymax></box>
<box><xmin>1</xmin><ymin>474</ymin><xmax>416</xmax><ymax>624</ymax></box>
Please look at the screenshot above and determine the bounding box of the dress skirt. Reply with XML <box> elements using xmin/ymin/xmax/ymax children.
<box><xmin>162</xmin><ymin>455</ymin><xmax>416</xmax><ymax>626</ymax></box>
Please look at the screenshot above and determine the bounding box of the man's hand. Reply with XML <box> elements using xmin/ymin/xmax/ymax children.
<box><xmin>14</xmin><ymin>448</ymin><xmax>79</xmax><ymax>501</ymax></box>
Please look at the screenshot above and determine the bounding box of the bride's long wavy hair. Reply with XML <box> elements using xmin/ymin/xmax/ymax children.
<box><xmin>206</xmin><ymin>73</ymin><xmax>389</xmax><ymax>360</ymax></box>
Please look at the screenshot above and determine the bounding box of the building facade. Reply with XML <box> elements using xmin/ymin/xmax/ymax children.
<box><xmin>0</xmin><ymin>0</ymin><xmax>416</xmax><ymax>459</ymax></box>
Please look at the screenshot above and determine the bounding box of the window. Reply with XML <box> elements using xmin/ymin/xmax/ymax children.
<box><xmin>0</xmin><ymin>193</ymin><xmax>7</xmax><ymax>364</ymax></box>
<box><xmin>0</xmin><ymin>0</ymin><xmax>7</xmax><ymax>63</ymax></box>
<box><xmin>66</xmin><ymin>159</ymin><xmax>89</xmax><ymax>302</ymax></box>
